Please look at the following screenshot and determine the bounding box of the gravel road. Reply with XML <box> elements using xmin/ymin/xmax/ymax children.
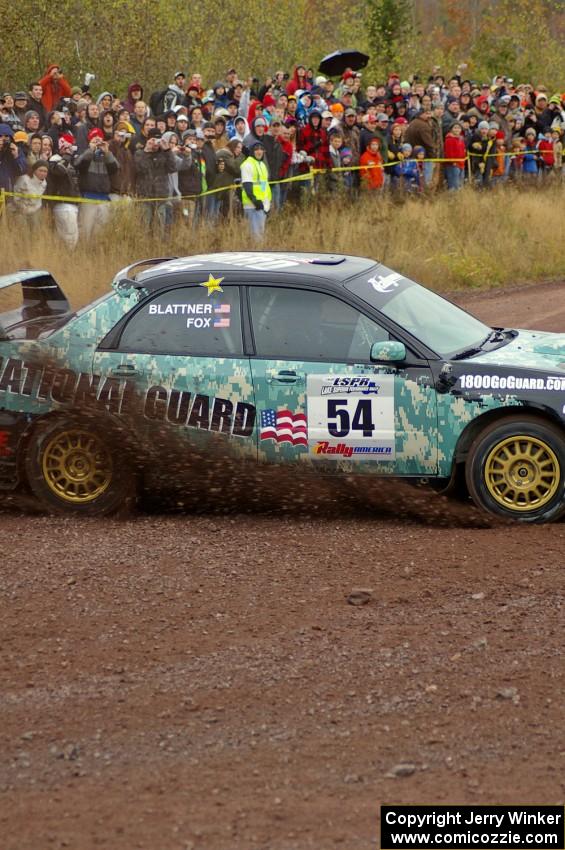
<box><xmin>1</xmin><ymin>280</ymin><xmax>564</xmax><ymax>850</ymax></box>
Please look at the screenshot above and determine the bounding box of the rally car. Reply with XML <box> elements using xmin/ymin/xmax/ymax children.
<box><xmin>1</xmin><ymin>252</ymin><xmax>565</xmax><ymax>521</ymax></box>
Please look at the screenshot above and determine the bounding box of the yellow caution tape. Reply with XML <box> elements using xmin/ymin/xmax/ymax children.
<box><xmin>1</xmin><ymin>149</ymin><xmax>544</xmax><ymax>207</ymax></box>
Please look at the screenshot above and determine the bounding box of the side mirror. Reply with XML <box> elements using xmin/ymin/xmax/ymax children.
<box><xmin>370</xmin><ymin>340</ymin><xmax>406</xmax><ymax>363</ymax></box>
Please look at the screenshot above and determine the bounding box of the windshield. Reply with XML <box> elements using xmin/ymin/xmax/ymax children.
<box><xmin>345</xmin><ymin>266</ymin><xmax>491</xmax><ymax>357</ymax></box>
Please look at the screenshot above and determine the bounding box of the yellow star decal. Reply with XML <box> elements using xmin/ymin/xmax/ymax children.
<box><xmin>199</xmin><ymin>274</ymin><xmax>224</xmax><ymax>295</ymax></box>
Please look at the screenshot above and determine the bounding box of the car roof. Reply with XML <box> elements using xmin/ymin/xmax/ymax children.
<box><xmin>129</xmin><ymin>252</ymin><xmax>377</xmax><ymax>289</ymax></box>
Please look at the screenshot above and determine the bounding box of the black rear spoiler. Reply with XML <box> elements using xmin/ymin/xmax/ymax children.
<box><xmin>0</xmin><ymin>270</ymin><xmax>71</xmax><ymax>340</ymax></box>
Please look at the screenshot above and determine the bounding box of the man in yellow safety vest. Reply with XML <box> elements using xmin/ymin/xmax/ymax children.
<box><xmin>240</xmin><ymin>140</ymin><xmax>271</xmax><ymax>239</ymax></box>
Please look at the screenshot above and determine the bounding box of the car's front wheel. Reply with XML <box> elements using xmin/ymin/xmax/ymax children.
<box><xmin>465</xmin><ymin>415</ymin><xmax>565</xmax><ymax>522</ymax></box>
<box><xmin>25</xmin><ymin>418</ymin><xmax>134</xmax><ymax>516</ymax></box>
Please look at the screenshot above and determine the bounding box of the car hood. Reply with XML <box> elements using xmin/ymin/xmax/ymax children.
<box><xmin>470</xmin><ymin>329</ymin><xmax>565</xmax><ymax>371</ymax></box>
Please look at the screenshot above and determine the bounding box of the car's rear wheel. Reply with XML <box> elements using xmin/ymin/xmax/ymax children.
<box><xmin>25</xmin><ymin>418</ymin><xmax>134</xmax><ymax>516</ymax></box>
<box><xmin>465</xmin><ymin>415</ymin><xmax>565</xmax><ymax>522</ymax></box>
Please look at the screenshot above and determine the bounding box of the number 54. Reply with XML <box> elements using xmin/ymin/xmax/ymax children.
<box><xmin>327</xmin><ymin>399</ymin><xmax>375</xmax><ymax>438</ymax></box>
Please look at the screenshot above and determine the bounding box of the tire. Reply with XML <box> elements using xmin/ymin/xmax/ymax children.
<box><xmin>24</xmin><ymin>417</ymin><xmax>135</xmax><ymax>516</ymax></box>
<box><xmin>465</xmin><ymin>415</ymin><xmax>565</xmax><ymax>523</ymax></box>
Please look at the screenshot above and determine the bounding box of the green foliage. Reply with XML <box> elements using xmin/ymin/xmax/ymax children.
<box><xmin>366</xmin><ymin>0</ymin><xmax>414</xmax><ymax>74</ymax></box>
<box><xmin>0</xmin><ymin>0</ymin><xmax>563</xmax><ymax>96</ymax></box>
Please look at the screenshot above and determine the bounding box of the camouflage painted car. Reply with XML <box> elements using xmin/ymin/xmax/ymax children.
<box><xmin>1</xmin><ymin>252</ymin><xmax>565</xmax><ymax>521</ymax></box>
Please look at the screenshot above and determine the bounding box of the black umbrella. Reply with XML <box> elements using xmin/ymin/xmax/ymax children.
<box><xmin>318</xmin><ymin>50</ymin><xmax>370</xmax><ymax>78</ymax></box>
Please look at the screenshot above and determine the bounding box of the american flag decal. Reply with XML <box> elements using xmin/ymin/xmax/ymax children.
<box><xmin>214</xmin><ymin>303</ymin><xmax>231</xmax><ymax>328</ymax></box>
<box><xmin>260</xmin><ymin>408</ymin><xmax>308</xmax><ymax>447</ymax></box>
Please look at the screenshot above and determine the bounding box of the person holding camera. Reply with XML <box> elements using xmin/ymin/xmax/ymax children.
<box><xmin>134</xmin><ymin>129</ymin><xmax>179</xmax><ymax>236</ymax></box>
<box><xmin>0</xmin><ymin>123</ymin><xmax>27</xmax><ymax>193</ymax></box>
<box><xmin>45</xmin><ymin>134</ymin><xmax>81</xmax><ymax>249</ymax></box>
<box><xmin>39</xmin><ymin>65</ymin><xmax>72</xmax><ymax>113</ymax></box>
<box><xmin>109</xmin><ymin>124</ymin><xmax>136</xmax><ymax>197</ymax></box>
<box><xmin>75</xmin><ymin>127</ymin><xmax>119</xmax><ymax>238</ymax></box>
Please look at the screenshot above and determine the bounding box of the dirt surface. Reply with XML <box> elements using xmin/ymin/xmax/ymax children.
<box><xmin>1</xmin><ymin>281</ymin><xmax>565</xmax><ymax>850</ymax></box>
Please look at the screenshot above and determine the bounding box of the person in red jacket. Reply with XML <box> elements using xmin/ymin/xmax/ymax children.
<box><xmin>298</xmin><ymin>110</ymin><xmax>331</xmax><ymax>171</ymax></box>
<box><xmin>359</xmin><ymin>137</ymin><xmax>384</xmax><ymax>190</ymax></box>
<box><xmin>443</xmin><ymin>121</ymin><xmax>466</xmax><ymax>190</ymax></box>
<box><xmin>286</xmin><ymin>65</ymin><xmax>311</xmax><ymax>97</ymax></box>
<box><xmin>538</xmin><ymin>128</ymin><xmax>554</xmax><ymax>178</ymax></box>
<box><xmin>39</xmin><ymin>64</ymin><xmax>72</xmax><ymax>113</ymax></box>
<box><xmin>277</xmin><ymin>124</ymin><xmax>294</xmax><ymax>207</ymax></box>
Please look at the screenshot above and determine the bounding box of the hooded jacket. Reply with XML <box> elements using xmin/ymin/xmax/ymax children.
<box><xmin>228</xmin><ymin>116</ymin><xmax>249</xmax><ymax>141</ymax></box>
<box><xmin>286</xmin><ymin>66</ymin><xmax>311</xmax><ymax>97</ymax></box>
<box><xmin>39</xmin><ymin>65</ymin><xmax>72</xmax><ymax>113</ymax></box>
<box><xmin>123</xmin><ymin>82</ymin><xmax>144</xmax><ymax>115</ymax></box>
<box><xmin>96</xmin><ymin>91</ymin><xmax>114</xmax><ymax>107</ymax></box>
<box><xmin>243</xmin><ymin>119</ymin><xmax>275</xmax><ymax>175</ymax></box>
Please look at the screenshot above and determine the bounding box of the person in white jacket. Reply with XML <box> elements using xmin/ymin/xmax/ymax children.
<box><xmin>13</xmin><ymin>159</ymin><xmax>48</xmax><ymax>228</ymax></box>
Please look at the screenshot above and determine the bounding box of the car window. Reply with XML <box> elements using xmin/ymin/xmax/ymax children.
<box><xmin>118</xmin><ymin>285</ymin><xmax>243</xmax><ymax>356</ymax></box>
<box><xmin>346</xmin><ymin>267</ymin><xmax>489</xmax><ymax>357</ymax></box>
<box><xmin>249</xmin><ymin>286</ymin><xmax>389</xmax><ymax>362</ymax></box>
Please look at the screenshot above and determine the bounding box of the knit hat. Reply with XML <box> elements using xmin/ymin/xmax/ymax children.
<box><xmin>87</xmin><ymin>127</ymin><xmax>104</xmax><ymax>141</ymax></box>
<box><xmin>60</xmin><ymin>132</ymin><xmax>75</xmax><ymax>145</ymax></box>
<box><xmin>0</xmin><ymin>123</ymin><xmax>14</xmax><ymax>137</ymax></box>
<box><xmin>478</xmin><ymin>120</ymin><xmax>490</xmax><ymax>130</ymax></box>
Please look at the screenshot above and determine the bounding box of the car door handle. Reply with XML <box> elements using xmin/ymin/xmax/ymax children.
<box><xmin>111</xmin><ymin>364</ymin><xmax>141</xmax><ymax>377</ymax></box>
<box><xmin>267</xmin><ymin>370</ymin><xmax>304</xmax><ymax>385</ymax></box>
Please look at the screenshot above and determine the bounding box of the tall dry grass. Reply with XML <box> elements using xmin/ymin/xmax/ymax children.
<box><xmin>1</xmin><ymin>184</ymin><xmax>565</xmax><ymax>309</ymax></box>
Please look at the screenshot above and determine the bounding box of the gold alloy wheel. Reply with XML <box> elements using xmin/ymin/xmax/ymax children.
<box><xmin>484</xmin><ymin>435</ymin><xmax>560</xmax><ymax>512</ymax></box>
<box><xmin>41</xmin><ymin>429</ymin><xmax>113</xmax><ymax>504</ymax></box>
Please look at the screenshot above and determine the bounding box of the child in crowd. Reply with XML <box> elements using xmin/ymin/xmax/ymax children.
<box><xmin>551</xmin><ymin>127</ymin><xmax>563</xmax><ymax>177</ymax></box>
<box><xmin>509</xmin><ymin>138</ymin><xmax>524</xmax><ymax>181</ymax></box>
<box><xmin>491</xmin><ymin>132</ymin><xmax>507</xmax><ymax>184</ymax></box>
<box><xmin>538</xmin><ymin>128</ymin><xmax>554</xmax><ymax>179</ymax></box>
<box><xmin>399</xmin><ymin>143</ymin><xmax>420</xmax><ymax>192</ymax></box>
<box><xmin>522</xmin><ymin>128</ymin><xmax>540</xmax><ymax>180</ymax></box>
<box><xmin>359</xmin><ymin>136</ymin><xmax>384</xmax><ymax>190</ymax></box>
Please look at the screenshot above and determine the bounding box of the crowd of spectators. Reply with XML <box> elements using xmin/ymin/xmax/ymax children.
<box><xmin>1</xmin><ymin>62</ymin><xmax>564</xmax><ymax>245</ymax></box>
